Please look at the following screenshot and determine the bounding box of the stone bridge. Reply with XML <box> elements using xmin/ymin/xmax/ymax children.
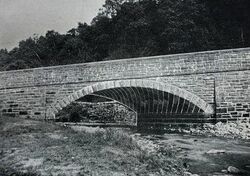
<box><xmin>0</xmin><ymin>48</ymin><xmax>249</xmax><ymax>128</ymax></box>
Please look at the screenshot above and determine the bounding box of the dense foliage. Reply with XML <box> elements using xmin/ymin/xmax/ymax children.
<box><xmin>1</xmin><ymin>0</ymin><xmax>250</xmax><ymax>71</ymax></box>
<box><xmin>56</xmin><ymin>102</ymin><xmax>136</xmax><ymax>125</ymax></box>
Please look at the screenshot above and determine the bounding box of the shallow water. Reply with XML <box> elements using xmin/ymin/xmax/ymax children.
<box><xmin>139</xmin><ymin>133</ymin><xmax>250</xmax><ymax>176</ymax></box>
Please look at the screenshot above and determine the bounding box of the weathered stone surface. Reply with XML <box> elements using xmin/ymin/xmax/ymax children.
<box><xmin>0</xmin><ymin>47</ymin><xmax>249</xmax><ymax>121</ymax></box>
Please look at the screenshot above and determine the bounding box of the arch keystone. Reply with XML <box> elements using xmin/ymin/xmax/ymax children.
<box><xmin>130</xmin><ymin>79</ymin><xmax>137</xmax><ymax>87</ymax></box>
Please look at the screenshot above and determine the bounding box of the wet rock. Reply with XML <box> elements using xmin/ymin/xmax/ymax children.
<box><xmin>176</xmin><ymin>147</ymin><xmax>182</xmax><ymax>152</ymax></box>
<box><xmin>184</xmin><ymin>171</ymin><xmax>192</xmax><ymax>176</ymax></box>
<box><xmin>183</xmin><ymin>129</ymin><xmax>190</xmax><ymax>133</ymax></box>
<box><xmin>184</xmin><ymin>171</ymin><xmax>199</xmax><ymax>176</ymax></box>
<box><xmin>159</xmin><ymin>168</ymin><xmax>165</xmax><ymax>175</ymax></box>
<box><xmin>213</xmin><ymin>172</ymin><xmax>231</xmax><ymax>176</ymax></box>
<box><xmin>11</xmin><ymin>148</ymin><xmax>16</xmax><ymax>153</ymax></box>
<box><xmin>227</xmin><ymin>166</ymin><xmax>240</xmax><ymax>174</ymax></box>
<box><xmin>221</xmin><ymin>169</ymin><xmax>227</xmax><ymax>173</ymax></box>
<box><xmin>209</xmin><ymin>129</ymin><xmax>215</xmax><ymax>134</ymax></box>
<box><xmin>245</xmin><ymin>165</ymin><xmax>250</xmax><ymax>169</ymax></box>
<box><xmin>183</xmin><ymin>162</ymin><xmax>188</xmax><ymax>168</ymax></box>
<box><xmin>206</xmin><ymin>149</ymin><xmax>225</xmax><ymax>154</ymax></box>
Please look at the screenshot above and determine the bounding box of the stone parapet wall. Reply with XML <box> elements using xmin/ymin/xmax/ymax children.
<box><xmin>0</xmin><ymin>47</ymin><xmax>249</xmax><ymax>89</ymax></box>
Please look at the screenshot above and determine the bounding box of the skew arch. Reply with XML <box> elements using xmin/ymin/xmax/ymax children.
<box><xmin>48</xmin><ymin>79</ymin><xmax>214</xmax><ymax>120</ymax></box>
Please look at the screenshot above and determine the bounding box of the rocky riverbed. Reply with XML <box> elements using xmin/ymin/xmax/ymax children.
<box><xmin>136</xmin><ymin>132</ymin><xmax>250</xmax><ymax>176</ymax></box>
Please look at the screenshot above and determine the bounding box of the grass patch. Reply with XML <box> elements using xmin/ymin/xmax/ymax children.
<box><xmin>0</xmin><ymin>116</ymin><xmax>184</xmax><ymax>176</ymax></box>
<box><xmin>0</xmin><ymin>165</ymin><xmax>38</xmax><ymax>176</ymax></box>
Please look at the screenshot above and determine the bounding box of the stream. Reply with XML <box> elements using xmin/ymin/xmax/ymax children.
<box><xmin>139</xmin><ymin>133</ymin><xmax>250</xmax><ymax>176</ymax></box>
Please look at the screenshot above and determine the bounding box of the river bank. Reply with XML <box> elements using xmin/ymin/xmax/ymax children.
<box><xmin>1</xmin><ymin>116</ymin><xmax>250</xmax><ymax>176</ymax></box>
<box><xmin>0</xmin><ymin>117</ymin><xmax>184</xmax><ymax>176</ymax></box>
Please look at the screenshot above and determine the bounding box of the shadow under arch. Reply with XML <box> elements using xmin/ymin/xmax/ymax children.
<box><xmin>48</xmin><ymin>79</ymin><xmax>214</xmax><ymax>123</ymax></box>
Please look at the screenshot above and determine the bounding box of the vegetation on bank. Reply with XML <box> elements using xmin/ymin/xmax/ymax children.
<box><xmin>0</xmin><ymin>116</ymin><xmax>185</xmax><ymax>176</ymax></box>
<box><xmin>0</xmin><ymin>0</ymin><xmax>250</xmax><ymax>71</ymax></box>
<box><xmin>56</xmin><ymin>101</ymin><xmax>136</xmax><ymax>125</ymax></box>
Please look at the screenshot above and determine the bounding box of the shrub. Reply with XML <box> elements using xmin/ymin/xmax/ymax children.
<box><xmin>69</xmin><ymin>112</ymin><xmax>81</xmax><ymax>122</ymax></box>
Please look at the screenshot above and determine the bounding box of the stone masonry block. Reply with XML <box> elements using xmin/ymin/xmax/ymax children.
<box><xmin>76</xmin><ymin>90</ymin><xmax>84</xmax><ymax>98</ymax></box>
<box><xmin>0</xmin><ymin>48</ymin><xmax>249</xmax><ymax>121</ymax></box>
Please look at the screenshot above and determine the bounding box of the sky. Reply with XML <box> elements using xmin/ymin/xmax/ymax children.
<box><xmin>0</xmin><ymin>0</ymin><xmax>105</xmax><ymax>50</ymax></box>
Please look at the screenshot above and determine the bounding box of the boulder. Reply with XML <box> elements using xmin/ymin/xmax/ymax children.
<box><xmin>227</xmin><ymin>166</ymin><xmax>240</xmax><ymax>174</ymax></box>
<box><xmin>206</xmin><ymin>149</ymin><xmax>225</xmax><ymax>154</ymax></box>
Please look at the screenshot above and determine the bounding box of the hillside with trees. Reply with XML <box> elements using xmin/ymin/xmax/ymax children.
<box><xmin>0</xmin><ymin>0</ymin><xmax>250</xmax><ymax>71</ymax></box>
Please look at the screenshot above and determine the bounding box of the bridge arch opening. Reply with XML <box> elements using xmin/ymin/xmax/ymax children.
<box><xmin>50</xmin><ymin>79</ymin><xmax>214</xmax><ymax>128</ymax></box>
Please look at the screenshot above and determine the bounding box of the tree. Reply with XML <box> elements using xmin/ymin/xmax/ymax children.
<box><xmin>8</xmin><ymin>37</ymin><xmax>42</xmax><ymax>69</ymax></box>
<box><xmin>99</xmin><ymin>0</ymin><xmax>128</xmax><ymax>18</ymax></box>
<box><xmin>1</xmin><ymin>0</ymin><xmax>250</xmax><ymax>71</ymax></box>
<box><xmin>0</xmin><ymin>49</ymin><xmax>12</xmax><ymax>70</ymax></box>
